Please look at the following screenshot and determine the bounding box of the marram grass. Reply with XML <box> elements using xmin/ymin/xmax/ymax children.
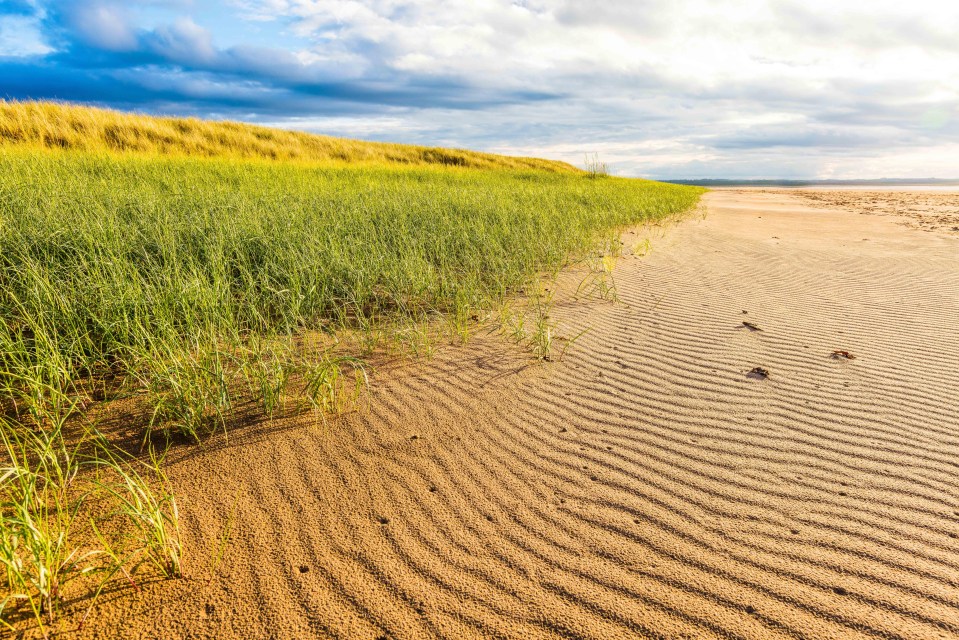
<box><xmin>0</xmin><ymin>102</ymin><xmax>704</xmax><ymax>631</ymax></box>
<box><xmin>0</xmin><ymin>149</ymin><xmax>702</xmax><ymax>429</ymax></box>
<box><xmin>0</xmin><ymin>100</ymin><xmax>576</xmax><ymax>172</ymax></box>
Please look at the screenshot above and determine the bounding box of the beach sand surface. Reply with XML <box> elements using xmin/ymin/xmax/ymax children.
<box><xmin>773</xmin><ymin>188</ymin><xmax>959</xmax><ymax>235</ymax></box>
<box><xmin>74</xmin><ymin>189</ymin><xmax>959</xmax><ymax>639</ymax></box>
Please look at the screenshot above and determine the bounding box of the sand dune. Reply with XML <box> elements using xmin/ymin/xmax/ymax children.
<box><xmin>78</xmin><ymin>189</ymin><xmax>959</xmax><ymax>639</ymax></box>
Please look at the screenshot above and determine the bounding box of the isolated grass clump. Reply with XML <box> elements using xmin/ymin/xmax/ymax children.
<box><xmin>584</xmin><ymin>152</ymin><xmax>610</xmax><ymax>178</ymax></box>
<box><xmin>1</xmin><ymin>416</ymin><xmax>180</xmax><ymax>634</ymax></box>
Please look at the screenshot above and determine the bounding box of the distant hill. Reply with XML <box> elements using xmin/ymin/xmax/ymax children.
<box><xmin>0</xmin><ymin>101</ymin><xmax>578</xmax><ymax>173</ymax></box>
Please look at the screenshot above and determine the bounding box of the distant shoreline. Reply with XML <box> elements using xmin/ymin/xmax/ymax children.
<box><xmin>661</xmin><ymin>178</ymin><xmax>959</xmax><ymax>188</ymax></box>
<box><xmin>718</xmin><ymin>184</ymin><xmax>959</xmax><ymax>192</ymax></box>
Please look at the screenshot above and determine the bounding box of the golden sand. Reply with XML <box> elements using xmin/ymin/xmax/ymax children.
<box><xmin>73</xmin><ymin>190</ymin><xmax>959</xmax><ymax>639</ymax></box>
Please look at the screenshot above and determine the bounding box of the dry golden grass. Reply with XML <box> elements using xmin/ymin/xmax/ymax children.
<box><xmin>0</xmin><ymin>101</ymin><xmax>577</xmax><ymax>172</ymax></box>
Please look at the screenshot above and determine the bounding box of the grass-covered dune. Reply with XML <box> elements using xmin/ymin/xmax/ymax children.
<box><xmin>0</xmin><ymin>101</ymin><xmax>575</xmax><ymax>171</ymax></box>
<box><xmin>0</xmin><ymin>102</ymin><xmax>703</xmax><ymax>632</ymax></box>
<box><xmin>0</xmin><ymin>105</ymin><xmax>704</xmax><ymax>439</ymax></box>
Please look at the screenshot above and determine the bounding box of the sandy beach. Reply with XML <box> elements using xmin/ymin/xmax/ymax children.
<box><xmin>774</xmin><ymin>189</ymin><xmax>959</xmax><ymax>236</ymax></box>
<box><xmin>78</xmin><ymin>189</ymin><xmax>959</xmax><ymax>639</ymax></box>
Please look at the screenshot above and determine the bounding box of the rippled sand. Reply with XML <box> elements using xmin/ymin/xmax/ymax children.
<box><xmin>779</xmin><ymin>188</ymin><xmax>959</xmax><ymax>235</ymax></box>
<box><xmin>76</xmin><ymin>190</ymin><xmax>959</xmax><ymax>639</ymax></box>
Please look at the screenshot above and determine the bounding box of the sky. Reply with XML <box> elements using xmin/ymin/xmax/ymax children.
<box><xmin>1</xmin><ymin>0</ymin><xmax>958</xmax><ymax>179</ymax></box>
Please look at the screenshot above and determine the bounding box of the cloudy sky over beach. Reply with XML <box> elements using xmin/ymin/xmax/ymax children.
<box><xmin>1</xmin><ymin>0</ymin><xmax>957</xmax><ymax>178</ymax></box>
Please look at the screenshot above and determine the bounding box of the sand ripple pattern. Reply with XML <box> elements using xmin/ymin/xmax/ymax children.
<box><xmin>84</xmin><ymin>190</ymin><xmax>959</xmax><ymax>639</ymax></box>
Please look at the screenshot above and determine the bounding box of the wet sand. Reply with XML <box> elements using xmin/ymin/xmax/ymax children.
<box><xmin>76</xmin><ymin>189</ymin><xmax>959</xmax><ymax>639</ymax></box>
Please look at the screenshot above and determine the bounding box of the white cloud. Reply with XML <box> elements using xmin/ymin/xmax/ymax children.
<box><xmin>147</xmin><ymin>17</ymin><xmax>217</xmax><ymax>65</ymax></box>
<box><xmin>8</xmin><ymin>0</ymin><xmax>957</xmax><ymax>178</ymax></box>
<box><xmin>224</xmin><ymin>0</ymin><xmax>959</xmax><ymax>177</ymax></box>
<box><xmin>65</xmin><ymin>2</ymin><xmax>139</xmax><ymax>51</ymax></box>
<box><xmin>0</xmin><ymin>14</ymin><xmax>51</xmax><ymax>56</ymax></box>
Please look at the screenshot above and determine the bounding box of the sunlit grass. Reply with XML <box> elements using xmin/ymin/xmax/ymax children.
<box><xmin>0</xmin><ymin>149</ymin><xmax>702</xmax><ymax>436</ymax></box>
<box><xmin>1</xmin><ymin>417</ymin><xmax>179</xmax><ymax>635</ymax></box>
<box><xmin>0</xmin><ymin>100</ymin><xmax>577</xmax><ymax>172</ymax></box>
<box><xmin>0</xmin><ymin>102</ymin><xmax>704</xmax><ymax>631</ymax></box>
